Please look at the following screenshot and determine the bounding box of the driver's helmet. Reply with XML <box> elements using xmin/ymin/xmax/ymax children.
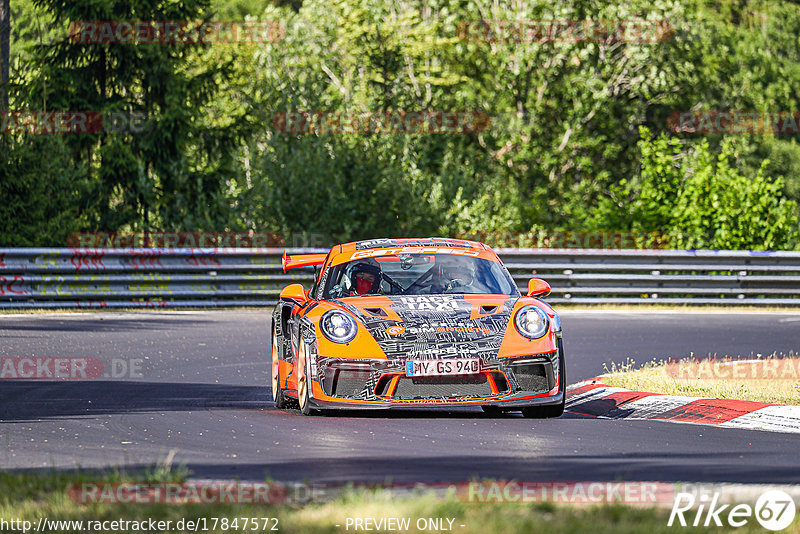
<box><xmin>437</xmin><ymin>257</ymin><xmax>476</xmax><ymax>289</ymax></box>
<box><xmin>349</xmin><ymin>258</ymin><xmax>382</xmax><ymax>295</ymax></box>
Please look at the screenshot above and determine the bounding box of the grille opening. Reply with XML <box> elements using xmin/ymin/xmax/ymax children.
<box><xmin>374</xmin><ymin>375</ymin><xmax>395</xmax><ymax>397</ymax></box>
<box><xmin>326</xmin><ymin>367</ymin><xmax>371</xmax><ymax>398</ymax></box>
<box><xmin>479</xmin><ymin>305</ymin><xmax>498</xmax><ymax>314</ymax></box>
<box><xmin>393</xmin><ymin>373</ymin><xmax>496</xmax><ymax>400</ymax></box>
<box><xmin>512</xmin><ymin>362</ymin><xmax>552</xmax><ymax>392</ymax></box>
<box><xmin>410</xmin><ymin>374</ymin><xmax>486</xmax><ymax>385</ymax></box>
<box><xmin>491</xmin><ymin>371</ymin><xmax>509</xmax><ymax>392</ymax></box>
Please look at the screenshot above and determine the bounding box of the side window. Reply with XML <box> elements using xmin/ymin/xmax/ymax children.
<box><xmin>313</xmin><ymin>253</ymin><xmax>333</xmax><ymax>300</ymax></box>
<box><xmin>326</xmin><ymin>266</ymin><xmax>350</xmax><ymax>298</ymax></box>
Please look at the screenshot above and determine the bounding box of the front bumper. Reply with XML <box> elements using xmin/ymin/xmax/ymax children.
<box><xmin>308</xmin><ymin>391</ymin><xmax>564</xmax><ymax>410</ymax></box>
<box><xmin>304</xmin><ymin>346</ymin><xmax>563</xmax><ymax>409</ymax></box>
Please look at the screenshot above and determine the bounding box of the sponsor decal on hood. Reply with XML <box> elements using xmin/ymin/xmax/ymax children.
<box><xmin>338</xmin><ymin>294</ymin><xmax>515</xmax><ymax>359</ymax></box>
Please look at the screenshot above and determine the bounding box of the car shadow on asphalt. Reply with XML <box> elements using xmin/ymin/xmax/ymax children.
<box><xmin>0</xmin><ymin>379</ymin><xmax>589</xmax><ymax>422</ymax></box>
<box><xmin>0</xmin><ymin>380</ymin><xmax>269</xmax><ymax>422</ymax></box>
<box><xmin>279</xmin><ymin>406</ymin><xmax>586</xmax><ymax>419</ymax></box>
<box><xmin>0</xmin><ymin>315</ymin><xmax>220</xmax><ymax>333</ymax></box>
<box><xmin>308</xmin><ymin>410</ymin><xmax>586</xmax><ymax>419</ymax></box>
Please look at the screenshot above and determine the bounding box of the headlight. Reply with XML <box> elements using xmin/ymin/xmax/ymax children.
<box><xmin>320</xmin><ymin>311</ymin><xmax>358</xmax><ymax>343</ymax></box>
<box><xmin>514</xmin><ymin>305</ymin><xmax>549</xmax><ymax>339</ymax></box>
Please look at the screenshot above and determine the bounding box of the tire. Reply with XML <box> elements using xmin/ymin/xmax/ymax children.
<box><xmin>297</xmin><ymin>341</ymin><xmax>318</xmax><ymax>416</ymax></box>
<box><xmin>522</xmin><ymin>339</ymin><xmax>566</xmax><ymax>419</ymax></box>
<box><xmin>271</xmin><ymin>327</ymin><xmax>287</xmax><ymax>409</ymax></box>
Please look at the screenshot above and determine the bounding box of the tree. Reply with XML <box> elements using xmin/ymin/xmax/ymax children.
<box><xmin>0</xmin><ymin>135</ymin><xmax>87</xmax><ymax>246</ymax></box>
<box><xmin>23</xmin><ymin>0</ymin><xmax>250</xmax><ymax>232</ymax></box>
<box><xmin>0</xmin><ymin>0</ymin><xmax>8</xmax><ymax>113</ymax></box>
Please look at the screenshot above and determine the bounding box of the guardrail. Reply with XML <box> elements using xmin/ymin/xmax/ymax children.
<box><xmin>0</xmin><ymin>248</ymin><xmax>798</xmax><ymax>308</ymax></box>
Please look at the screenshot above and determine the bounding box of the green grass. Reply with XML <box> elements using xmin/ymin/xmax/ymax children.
<box><xmin>602</xmin><ymin>354</ymin><xmax>800</xmax><ymax>404</ymax></box>
<box><xmin>1</xmin><ymin>470</ymin><xmax>799</xmax><ymax>533</ymax></box>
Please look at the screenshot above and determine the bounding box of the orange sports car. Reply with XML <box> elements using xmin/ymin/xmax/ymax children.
<box><xmin>271</xmin><ymin>238</ymin><xmax>564</xmax><ymax>416</ymax></box>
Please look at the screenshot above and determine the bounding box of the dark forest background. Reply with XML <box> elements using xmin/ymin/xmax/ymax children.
<box><xmin>1</xmin><ymin>0</ymin><xmax>799</xmax><ymax>249</ymax></box>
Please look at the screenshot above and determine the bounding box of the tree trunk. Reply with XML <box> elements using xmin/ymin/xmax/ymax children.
<box><xmin>0</xmin><ymin>0</ymin><xmax>9</xmax><ymax>113</ymax></box>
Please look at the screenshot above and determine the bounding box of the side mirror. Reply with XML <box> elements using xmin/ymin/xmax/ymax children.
<box><xmin>280</xmin><ymin>283</ymin><xmax>309</xmax><ymax>305</ymax></box>
<box><xmin>527</xmin><ymin>278</ymin><xmax>551</xmax><ymax>298</ymax></box>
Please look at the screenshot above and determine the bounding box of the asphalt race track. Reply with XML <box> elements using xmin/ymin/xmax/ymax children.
<box><xmin>1</xmin><ymin>310</ymin><xmax>799</xmax><ymax>484</ymax></box>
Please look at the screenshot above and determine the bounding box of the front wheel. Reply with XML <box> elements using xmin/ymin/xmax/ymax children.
<box><xmin>297</xmin><ymin>341</ymin><xmax>318</xmax><ymax>416</ymax></box>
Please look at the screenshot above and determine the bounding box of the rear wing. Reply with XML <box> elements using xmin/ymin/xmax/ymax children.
<box><xmin>282</xmin><ymin>251</ymin><xmax>327</xmax><ymax>273</ymax></box>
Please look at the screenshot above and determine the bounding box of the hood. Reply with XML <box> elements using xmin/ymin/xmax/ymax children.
<box><xmin>337</xmin><ymin>294</ymin><xmax>517</xmax><ymax>359</ymax></box>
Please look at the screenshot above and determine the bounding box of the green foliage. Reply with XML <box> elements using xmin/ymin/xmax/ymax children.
<box><xmin>236</xmin><ymin>0</ymin><xmax>509</xmax><ymax>240</ymax></box>
<box><xmin>0</xmin><ymin>136</ymin><xmax>87</xmax><ymax>246</ymax></box>
<box><xmin>9</xmin><ymin>0</ymin><xmax>251</xmax><ymax>235</ymax></box>
<box><xmin>594</xmin><ymin>128</ymin><xmax>799</xmax><ymax>250</ymax></box>
<box><xmin>2</xmin><ymin>0</ymin><xmax>800</xmax><ymax>249</ymax></box>
<box><xmin>671</xmin><ymin>141</ymin><xmax>798</xmax><ymax>250</ymax></box>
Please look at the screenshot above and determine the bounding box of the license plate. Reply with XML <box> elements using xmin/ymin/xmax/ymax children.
<box><xmin>405</xmin><ymin>358</ymin><xmax>481</xmax><ymax>377</ymax></box>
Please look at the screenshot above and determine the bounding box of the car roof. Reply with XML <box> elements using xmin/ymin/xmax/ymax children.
<box><xmin>328</xmin><ymin>237</ymin><xmax>496</xmax><ymax>265</ymax></box>
<box><xmin>340</xmin><ymin>237</ymin><xmax>488</xmax><ymax>252</ymax></box>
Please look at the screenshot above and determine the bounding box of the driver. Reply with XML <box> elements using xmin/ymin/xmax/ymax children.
<box><xmin>435</xmin><ymin>257</ymin><xmax>476</xmax><ymax>292</ymax></box>
<box><xmin>349</xmin><ymin>258</ymin><xmax>383</xmax><ymax>296</ymax></box>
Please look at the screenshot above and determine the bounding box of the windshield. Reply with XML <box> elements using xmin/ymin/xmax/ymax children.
<box><xmin>323</xmin><ymin>253</ymin><xmax>518</xmax><ymax>298</ymax></box>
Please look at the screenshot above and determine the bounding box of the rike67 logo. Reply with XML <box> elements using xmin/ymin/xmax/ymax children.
<box><xmin>669</xmin><ymin>490</ymin><xmax>796</xmax><ymax>531</ymax></box>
